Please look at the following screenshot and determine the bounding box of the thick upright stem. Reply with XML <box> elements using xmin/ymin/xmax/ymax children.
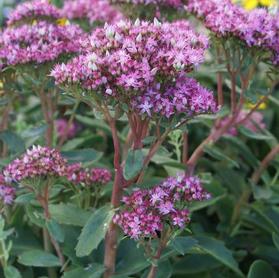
<box><xmin>57</xmin><ymin>101</ymin><xmax>80</xmax><ymax>149</ymax></box>
<box><xmin>146</xmin><ymin>228</ymin><xmax>170</xmax><ymax>278</ymax></box>
<box><xmin>103</xmin><ymin>110</ymin><xmax>123</xmax><ymax>278</ymax></box>
<box><xmin>216</xmin><ymin>47</ymin><xmax>224</xmax><ymax>107</ymax></box>
<box><xmin>251</xmin><ymin>144</ymin><xmax>279</xmax><ymax>184</ymax></box>
<box><xmin>38</xmin><ymin>88</ymin><xmax>56</xmax><ymax>147</ymax></box>
<box><xmin>182</xmin><ymin>132</ymin><xmax>188</xmax><ymax>164</ymax></box>
<box><xmin>0</xmin><ymin>103</ymin><xmax>11</xmax><ymax>157</ymax></box>
<box><xmin>231</xmin><ymin>144</ymin><xmax>279</xmax><ymax>226</ymax></box>
<box><xmin>39</xmin><ymin>185</ymin><xmax>65</xmax><ymax>268</ymax></box>
<box><xmin>230</xmin><ymin>72</ymin><xmax>237</xmax><ymax>114</ymax></box>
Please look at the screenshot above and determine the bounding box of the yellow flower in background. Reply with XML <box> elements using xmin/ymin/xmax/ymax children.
<box><xmin>0</xmin><ymin>81</ymin><xmax>4</xmax><ymax>96</ymax></box>
<box><xmin>242</xmin><ymin>0</ymin><xmax>276</xmax><ymax>9</ymax></box>
<box><xmin>245</xmin><ymin>96</ymin><xmax>268</xmax><ymax>110</ymax></box>
<box><xmin>56</xmin><ymin>18</ymin><xmax>70</xmax><ymax>26</ymax></box>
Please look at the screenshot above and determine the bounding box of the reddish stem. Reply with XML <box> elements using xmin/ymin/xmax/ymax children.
<box><xmin>251</xmin><ymin>144</ymin><xmax>279</xmax><ymax>184</ymax></box>
<box><xmin>216</xmin><ymin>47</ymin><xmax>224</xmax><ymax>107</ymax></box>
<box><xmin>37</xmin><ymin>185</ymin><xmax>65</xmax><ymax>267</ymax></box>
<box><xmin>182</xmin><ymin>132</ymin><xmax>188</xmax><ymax>164</ymax></box>
<box><xmin>0</xmin><ymin>103</ymin><xmax>11</xmax><ymax>157</ymax></box>
<box><xmin>231</xmin><ymin>144</ymin><xmax>279</xmax><ymax>226</ymax></box>
<box><xmin>230</xmin><ymin>72</ymin><xmax>237</xmax><ymax>114</ymax></box>
<box><xmin>103</xmin><ymin>108</ymin><xmax>124</xmax><ymax>278</ymax></box>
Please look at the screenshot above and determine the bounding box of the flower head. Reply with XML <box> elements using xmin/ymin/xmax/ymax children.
<box><xmin>0</xmin><ymin>21</ymin><xmax>85</xmax><ymax>67</ymax></box>
<box><xmin>220</xmin><ymin>110</ymin><xmax>266</xmax><ymax>136</ymax></box>
<box><xmin>66</xmin><ymin>163</ymin><xmax>111</xmax><ymax>186</ymax></box>
<box><xmin>0</xmin><ymin>174</ymin><xmax>15</xmax><ymax>205</ymax></box>
<box><xmin>111</xmin><ymin>0</ymin><xmax>183</xmax><ymax>9</ymax></box>
<box><xmin>7</xmin><ymin>0</ymin><xmax>62</xmax><ymax>26</ymax></box>
<box><xmin>55</xmin><ymin>118</ymin><xmax>79</xmax><ymax>140</ymax></box>
<box><xmin>52</xmin><ymin>19</ymin><xmax>216</xmax><ymax>118</ymax></box>
<box><xmin>3</xmin><ymin>145</ymin><xmax>67</xmax><ymax>182</ymax></box>
<box><xmin>114</xmin><ymin>174</ymin><xmax>210</xmax><ymax>239</ymax></box>
<box><xmin>186</xmin><ymin>0</ymin><xmax>279</xmax><ymax>65</ymax></box>
<box><xmin>62</xmin><ymin>0</ymin><xmax>124</xmax><ymax>25</ymax></box>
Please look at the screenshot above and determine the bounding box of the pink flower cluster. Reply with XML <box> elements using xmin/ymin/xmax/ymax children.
<box><xmin>52</xmin><ymin>19</ymin><xmax>216</xmax><ymax>118</ymax></box>
<box><xmin>7</xmin><ymin>0</ymin><xmax>61</xmax><ymax>26</ymax></box>
<box><xmin>0</xmin><ymin>175</ymin><xmax>15</xmax><ymax>205</ymax></box>
<box><xmin>131</xmin><ymin>74</ymin><xmax>217</xmax><ymax>117</ymax></box>
<box><xmin>3</xmin><ymin>145</ymin><xmax>111</xmax><ymax>187</ymax></box>
<box><xmin>111</xmin><ymin>0</ymin><xmax>183</xmax><ymax>8</ymax></box>
<box><xmin>66</xmin><ymin>163</ymin><xmax>112</xmax><ymax>185</ymax></box>
<box><xmin>55</xmin><ymin>118</ymin><xmax>79</xmax><ymax>140</ymax></box>
<box><xmin>0</xmin><ymin>21</ymin><xmax>84</xmax><ymax>66</ymax></box>
<box><xmin>3</xmin><ymin>145</ymin><xmax>67</xmax><ymax>182</ymax></box>
<box><xmin>220</xmin><ymin>110</ymin><xmax>266</xmax><ymax>136</ymax></box>
<box><xmin>62</xmin><ymin>0</ymin><xmax>124</xmax><ymax>25</ymax></box>
<box><xmin>52</xmin><ymin>19</ymin><xmax>209</xmax><ymax>90</ymax></box>
<box><xmin>0</xmin><ymin>0</ymin><xmax>86</xmax><ymax>68</ymax></box>
<box><xmin>114</xmin><ymin>174</ymin><xmax>210</xmax><ymax>239</ymax></box>
<box><xmin>186</xmin><ymin>0</ymin><xmax>279</xmax><ymax>65</ymax></box>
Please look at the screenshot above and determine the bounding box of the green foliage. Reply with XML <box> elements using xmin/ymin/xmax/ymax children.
<box><xmin>75</xmin><ymin>205</ymin><xmax>113</xmax><ymax>257</ymax></box>
<box><xmin>18</xmin><ymin>250</ymin><xmax>61</xmax><ymax>267</ymax></box>
<box><xmin>124</xmin><ymin>149</ymin><xmax>144</xmax><ymax>180</ymax></box>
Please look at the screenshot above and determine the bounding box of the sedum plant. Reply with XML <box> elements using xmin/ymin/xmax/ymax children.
<box><xmin>51</xmin><ymin>18</ymin><xmax>217</xmax><ymax>277</ymax></box>
<box><xmin>0</xmin><ymin>0</ymin><xmax>278</xmax><ymax>278</ymax></box>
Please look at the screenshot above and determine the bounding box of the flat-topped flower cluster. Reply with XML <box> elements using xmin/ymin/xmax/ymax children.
<box><xmin>7</xmin><ymin>0</ymin><xmax>61</xmax><ymax>26</ymax></box>
<box><xmin>0</xmin><ymin>174</ymin><xmax>15</xmax><ymax>205</ymax></box>
<box><xmin>114</xmin><ymin>174</ymin><xmax>210</xmax><ymax>239</ymax></box>
<box><xmin>52</xmin><ymin>19</ymin><xmax>217</xmax><ymax>118</ymax></box>
<box><xmin>131</xmin><ymin>74</ymin><xmax>217</xmax><ymax>117</ymax></box>
<box><xmin>66</xmin><ymin>163</ymin><xmax>112</xmax><ymax>185</ymax></box>
<box><xmin>0</xmin><ymin>0</ymin><xmax>85</xmax><ymax>69</ymax></box>
<box><xmin>3</xmin><ymin>145</ymin><xmax>111</xmax><ymax>187</ymax></box>
<box><xmin>62</xmin><ymin>0</ymin><xmax>124</xmax><ymax>25</ymax></box>
<box><xmin>0</xmin><ymin>22</ymin><xmax>84</xmax><ymax>67</ymax></box>
<box><xmin>187</xmin><ymin>0</ymin><xmax>279</xmax><ymax>65</ymax></box>
<box><xmin>111</xmin><ymin>0</ymin><xmax>183</xmax><ymax>8</ymax></box>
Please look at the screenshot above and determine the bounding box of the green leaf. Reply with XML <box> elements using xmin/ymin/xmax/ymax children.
<box><xmin>0</xmin><ymin>131</ymin><xmax>25</xmax><ymax>154</ymax></box>
<box><xmin>14</xmin><ymin>192</ymin><xmax>35</xmax><ymax>204</ymax></box>
<box><xmin>247</xmin><ymin>260</ymin><xmax>276</xmax><ymax>278</ymax></box>
<box><xmin>190</xmin><ymin>194</ymin><xmax>225</xmax><ymax>212</ymax></box>
<box><xmin>21</xmin><ymin>125</ymin><xmax>47</xmax><ymax>140</ymax></box>
<box><xmin>49</xmin><ymin>203</ymin><xmax>91</xmax><ymax>227</ymax></box>
<box><xmin>62</xmin><ymin>264</ymin><xmax>105</xmax><ymax>278</ymax></box>
<box><xmin>155</xmin><ymin>260</ymin><xmax>173</xmax><ymax>278</ymax></box>
<box><xmin>238</xmin><ymin>126</ymin><xmax>273</xmax><ymax>141</ymax></box>
<box><xmin>25</xmin><ymin>205</ymin><xmax>45</xmax><ymax>228</ymax></box>
<box><xmin>272</xmin><ymin>232</ymin><xmax>279</xmax><ymax>250</ymax></box>
<box><xmin>4</xmin><ymin>266</ymin><xmax>22</xmax><ymax>278</ymax></box>
<box><xmin>61</xmin><ymin>138</ymin><xmax>86</xmax><ymax>151</ymax></box>
<box><xmin>62</xmin><ymin>148</ymin><xmax>103</xmax><ymax>164</ymax></box>
<box><xmin>76</xmin><ymin>205</ymin><xmax>113</xmax><ymax>257</ymax></box>
<box><xmin>115</xmin><ymin>239</ymin><xmax>149</xmax><ymax>275</ymax></box>
<box><xmin>204</xmin><ymin>145</ymin><xmax>239</xmax><ymax>168</ymax></box>
<box><xmin>75</xmin><ymin>115</ymin><xmax>111</xmax><ymax>134</ymax></box>
<box><xmin>46</xmin><ymin>219</ymin><xmax>65</xmax><ymax>243</ymax></box>
<box><xmin>124</xmin><ymin>149</ymin><xmax>144</xmax><ymax>180</ymax></box>
<box><xmin>195</xmin><ymin>236</ymin><xmax>244</xmax><ymax>277</ymax></box>
<box><xmin>169</xmin><ymin>236</ymin><xmax>197</xmax><ymax>255</ymax></box>
<box><xmin>173</xmin><ymin>254</ymin><xmax>221</xmax><ymax>274</ymax></box>
<box><xmin>223</xmin><ymin>136</ymin><xmax>259</xmax><ymax>167</ymax></box>
<box><xmin>18</xmin><ymin>250</ymin><xmax>61</xmax><ymax>267</ymax></box>
<box><xmin>141</xmin><ymin>260</ymin><xmax>172</xmax><ymax>278</ymax></box>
